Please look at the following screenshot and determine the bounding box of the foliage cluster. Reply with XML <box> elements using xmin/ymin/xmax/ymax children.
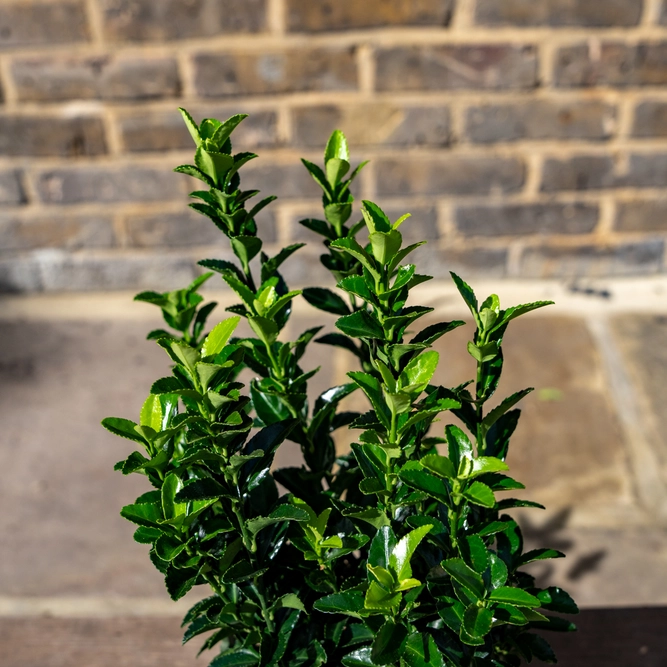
<box><xmin>103</xmin><ymin>109</ymin><xmax>577</xmax><ymax>667</ymax></box>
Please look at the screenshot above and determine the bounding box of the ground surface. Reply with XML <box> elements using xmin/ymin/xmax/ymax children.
<box><xmin>2</xmin><ymin>277</ymin><xmax>667</xmax><ymax>665</ymax></box>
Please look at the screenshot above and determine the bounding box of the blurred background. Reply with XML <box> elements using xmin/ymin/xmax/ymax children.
<box><xmin>2</xmin><ymin>0</ymin><xmax>667</xmax><ymax>664</ymax></box>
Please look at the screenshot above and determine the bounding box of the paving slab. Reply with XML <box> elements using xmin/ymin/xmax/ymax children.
<box><xmin>429</xmin><ymin>315</ymin><xmax>636</xmax><ymax>525</ymax></box>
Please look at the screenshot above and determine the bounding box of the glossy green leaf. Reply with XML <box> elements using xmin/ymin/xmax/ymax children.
<box><xmin>462</xmin><ymin>481</ymin><xmax>495</xmax><ymax>508</ymax></box>
<box><xmin>445</xmin><ymin>425</ymin><xmax>473</xmax><ymax>468</ymax></box>
<box><xmin>400</xmin><ymin>350</ymin><xmax>439</xmax><ymax>393</ymax></box>
<box><xmin>102</xmin><ymin>417</ymin><xmax>147</xmax><ymax>444</ymax></box>
<box><xmin>390</xmin><ymin>524</ymin><xmax>431</xmax><ymax>582</ymax></box>
<box><xmin>463</xmin><ymin>604</ymin><xmax>493</xmax><ymax>639</ymax></box>
<box><xmin>469</xmin><ymin>456</ymin><xmax>510</xmax><ymax>477</ymax></box>
<box><xmin>536</xmin><ymin>587</ymin><xmax>579</xmax><ymax>614</ymax></box>
<box><xmin>421</xmin><ymin>454</ymin><xmax>455</xmax><ymax>479</ymax></box>
<box><xmin>361</xmin><ymin>200</ymin><xmax>392</xmax><ymax>233</ymax></box>
<box><xmin>140</xmin><ymin>394</ymin><xmax>163</xmax><ymax>432</ymax></box>
<box><xmin>161</xmin><ymin>473</ymin><xmax>185</xmax><ymax>521</ymax></box>
<box><xmin>450</xmin><ymin>272</ymin><xmax>478</xmax><ymax>319</ymax></box>
<box><xmin>482</xmin><ymin>389</ymin><xmax>533</xmax><ymax>428</ymax></box>
<box><xmin>178</xmin><ymin>107</ymin><xmax>201</xmax><ymax>145</ymax></box>
<box><xmin>489</xmin><ymin>553</ymin><xmax>508</xmax><ymax>589</ymax></box>
<box><xmin>488</xmin><ymin>587</ymin><xmax>541</xmax><ymax>608</ymax></box>
<box><xmin>398</xmin><ymin>463</ymin><xmax>449</xmax><ymax>504</ymax></box>
<box><xmin>369</xmin><ymin>230</ymin><xmax>402</xmax><ymax>265</ymax></box>
<box><xmin>517</xmin><ymin>548</ymin><xmax>565</xmax><ymax>567</ymax></box>
<box><xmin>342</xmin><ymin>647</ymin><xmax>375</xmax><ymax>667</ymax></box>
<box><xmin>314</xmin><ymin>590</ymin><xmax>365</xmax><ymax>617</ymax></box>
<box><xmin>325</xmin><ymin>129</ymin><xmax>350</xmax><ymax>163</ymax></box>
<box><xmin>441</xmin><ymin>558</ymin><xmax>485</xmax><ymax>600</ymax></box>
<box><xmin>246</xmin><ymin>505</ymin><xmax>309</xmax><ymax>535</ymax></box>
<box><xmin>336</xmin><ymin>310</ymin><xmax>384</xmax><ymax>340</ymax></box>
<box><xmin>201</xmin><ymin>316</ymin><xmax>240</xmax><ymax>357</ymax></box>
<box><xmin>302</xmin><ymin>287</ymin><xmax>351</xmax><ymax>315</ymax></box>
<box><xmin>463</xmin><ymin>535</ymin><xmax>489</xmax><ymax>574</ymax></box>
<box><xmin>371</xmin><ymin>620</ymin><xmax>408</xmax><ymax>665</ymax></box>
<box><xmin>411</xmin><ymin>320</ymin><xmax>466</xmax><ymax>346</ymax></box>
<box><xmin>175</xmin><ymin>478</ymin><xmax>226</xmax><ymax>503</ymax></box>
<box><xmin>210</xmin><ymin>648</ymin><xmax>260</xmax><ymax>667</ymax></box>
<box><xmin>402</xmin><ymin>632</ymin><xmax>445</xmax><ymax>667</ymax></box>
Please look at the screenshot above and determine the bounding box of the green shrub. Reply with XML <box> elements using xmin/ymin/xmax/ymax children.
<box><xmin>103</xmin><ymin>109</ymin><xmax>577</xmax><ymax>667</ymax></box>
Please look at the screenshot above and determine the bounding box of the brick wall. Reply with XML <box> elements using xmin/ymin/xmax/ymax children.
<box><xmin>2</xmin><ymin>0</ymin><xmax>667</xmax><ymax>291</ymax></box>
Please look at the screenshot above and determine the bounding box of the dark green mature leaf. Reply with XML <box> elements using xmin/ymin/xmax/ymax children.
<box><xmin>516</xmin><ymin>549</ymin><xmax>565</xmax><ymax>567</ymax></box>
<box><xmin>450</xmin><ymin>272</ymin><xmax>478</xmax><ymax>318</ymax></box>
<box><xmin>516</xmin><ymin>633</ymin><xmax>557</xmax><ymax>664</ymax></box>
<box><xmin>210</xmin><ymin>648</ymin><xmax>260</xmax><ymax>667</ymax></box>
<box><xmin>463</xmin><ymin>604</ymin><xmax>493</xmax><ymax>639</ymax></box>
<box><xmin>175</xmin><ymin>478</ymin><xmax>226</xmax><ymax>503</ymax></box>
<box><xmin>445</xmin><ymin>425</ymin><xmax>473</xmax><ymax>468</ymax></box>
<box><xmin>411</xmin><ymin>320</ymin><xmax>466</xmax><ymax>346</ymax></box>
<box><xmin>303</xmin><ymin>287</ymin><xmax>351</xmax><ymax>315</ymax></box>
<box><xmin>337</xmin><ymin>310</ymin><xmax>384</xmax><ymax>339</ymax></box>
<box><xmin>342</xmin><ymin>647</ymin><xmax>375</xmax><ymax>666</ymax></box>
<box><xmin>441</xmin><ymin>559</ymin><xmax>485</xmax><ymax>600</ymax></box>
<box><xmin>398</xmin><ymin>463</ymin><xmax>449</xmax><ymax>504</ymax></box>
<box><xmin>462</xmin><ymin>535</ymin><xmax>489</xmax><ymax>574</ymax></box>
<box><xmin>402</xmin><ymin>632</ymin><xmax>445</xmax><ymax>667</ymax></box>
<box><xmin>488</xmin><ymin>587</ymin><xmax>541</xmax><ymax>608</ymax></box>
<box><xmin>314</xmin><ymin>590</ymin><xmax>365</xmax><ymax>617</ymax></box>
<box><xmin>536</xmin><ymin>587</ymin><xmax>579</xmax><ymax>614</ymax></box>
<box><xmin>165</xmin><ymin>565</ymin><xmax>199</xmax><ymax>601</ymax></box>
<box><xmin>482</xmin><ymin>389</ymin><xmax>533</xmax><ymax>428</ymax></box>
<box><xmin>246</xmin><ymin>505</ymin><xmax>309</xmax><ymax>535</ymax></box>
<box><xmin>102</xmin><ymin>417</ymin><xmax>146</xmax><ymax>444</ymax></box>
<box><xmin>371</xmin><ymin>620</ymin><xmax>408</xmax><ymax>665</ymax></box>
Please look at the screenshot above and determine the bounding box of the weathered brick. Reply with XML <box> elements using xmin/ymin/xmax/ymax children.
<box><xmin>0</xmin><ymin>170</ymin><xmax>25</xmax><ymax>206</ymax></box>
<box><xmin>0</xmin><ymin>215</ymin><xmax>115</xmax><ymax>251</ymax></box>
<box><xmin>632</xmin><ymin>101</ymin><xmax>667</xmax><ymax>137</ymax></box>
<box><xmin>35</xmin><ymin>167</ymin><xmax>188</xmax><ymax>204</ymax></box>
<box><xmin>193</xmin><ymin>48</ymin><xmax>358</xmax><ymax>97</ymax></box>
<box><xmin>520</xmin><ymin>240</ymin><xmax>665</xmax><ymax>278</ymax></box>
<box><xmin>0</xmin><ymin>116</ymin><xmax>106</xmax><ymax>157</ymax></box>
<box><xmin>555</xmin><ymin>42</ymin><xmax>667</xmax><ymax>88</ymax></box>
<box><xmin>101</xmin><ymin>0</ymin><xmax>266</xmax><ymax>42</ymax></box>
<box><xmin>541</xmin><ymin>155</ymin><xmax>616</xmax><ymax>191</ymax></box>
<box><xmin>38</xmin><ymin>253</ymin><xmax>199</xmax><ymax>291</ymax></box>
<box><xmin>542</xmin><ymin>153</ymin><xmax>667</xmax><ymax>191</ymax></box>
<box><xmin>376</xmin><ymin>45</ymin><xmax>538</xmax><ymax>92</ymax></box>
<box><xmin>455</xmin><ymin>203</ymin><xmax>599</xmax><ymax>237</ymax></box>
<box><xmin>243</xmin><ymin>162</ymin><xmax>320</xmax><ymax>199</ymax></box>
<box><xmin>476</xmin><ymin>0</ymin><xmax>642</xmax><ymax>27</ymax></box>
<box><xmin>125</xmin><ymin>208</ymin><xmax>277</xmax><ymax>247</ymax></box>
<box><xmin>376</xmin><ymin>157</ymin><xmax>525</xmax><ymax>197</ymax></box>
<box><xmin>292</xmin><ymin>104</ymin><xmax>450</xmax><ymax>147</ymax></box>
<box><xmin>415</xmin><ymin>245</ymin><xmax>508</xmax><ymax>279</ymax></box>
<box><xmin>0</xmin><ymin>1</ymin><xmax>89</xmax><ymax>49</ymax></box>
<box><xmin>286</xmin><ymin>0</ymin><xmax>454</xmax><ymax>32</ymax></box>
<box><xmin>466</xmin><ymin>100</ymin><xmax>617</xmax><ymax>143</ymax></box>
<box><xmin>12</xmin><ymin>56</ymin><xmax>180</xmax><ymax>102</ymax></box>
<box><xmin>118</xmin><ymin>108</ymin><xmax>278</xmax><ymax>153</ymax></box>
<box><xmin>615</xmin><ymin>200</ymin><xmax>667</xmax><ymax>232</ymax></box>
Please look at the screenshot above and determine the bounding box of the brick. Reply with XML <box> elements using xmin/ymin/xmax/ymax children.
<box><xmin>0</xmin><ymin>116</ymin><xmax>106</xmax><ymax>157</ymax></box>
<box><xmin>38</xmin><ymin>253</ymin><xmax>199</xmax><ymax>291</ymax></box>
<box><xmin>476</xmin><ymin>0</ymin><xmax>642</xmax><ymax>27</ymax></box>
<box><xmin>193</xmin><ymin>48</ymin><xmax>358</xmax><ymax>97</ymax></box>
<box><xmin>615</xmin><ymin>200</ymin><xmax>667</xmax><ymax>232</ymax></box>
<box><xmin>292</xmin><ymin>104</ymin><xmax>450</xmax><ymax>147</ymax></box>
<box><xmin>118</xmin><ymin>107</ymin><xmax>278</xmax><ymax>153</ymax></box>
<box><xmin>0</xmin><ymin>215</ymin><xmax>115</xmax><ymax>251</ymax></box>
<box><xmin>0</xmin><ymin>170</ymin><xmax>25</xmax><ymax>206</ymax></box>
<box><xmin>376</xmin><ymin>45</ymin><xmax>538</xmax><ymax>92</ymax></box>
<box><xmin>542</xmin><ymin>153</ymin><xmax>667</xmax><ymax>191</ymax></box>
<box><xmin>555</xmin><ymin>42</ymin><xmax>667</xmax><ymax>88</ymax></box>
<box><xmin>416</xmin><ymin>245</ymin><xmax>508</xmax><ymax>279</ymax></box>
<box><xmin>125</xmin><ymin>208</ymin><xmax>277</xmax><ymax>247</ymax></box>
<box><xmin>376</xmin><ymin>156</ymin><xmax>525</xmax><ymax>197</ymax></box>
<box><xmin>466</xmin><ymin>100</ymin><xmax>617</xmax><ymax>143</ymax></box>
<box><xmin>520</xmin><ymin>240</ymin><xmax>665</xmax><ymax>278</ymax></box>
<box><xmin>632</xmin><ymin>100</ymin><xmax>667</xmax><ymax>137</ymax></box>
<box><xmin>0</xmin><ymin>1</ymin><xmax>89</xmax><ymax>49</ymax></box>
<box><xmin>455</xmin><ymin>203</ymin><xmax>599</xmax><ymax>237</ymax></box>
<box><xmin>35</xmin><ymin>166</ymin><xmax>188</xmax><ymax>204</ymax></box>
<box><xmin>12</xmin><ymin>56</ymin><xmax>180</xmax><ymax>102</ymax></box>
<box><xmin>541</xmin><ymin>155</ymin><xmax>615</xmax><ymax>191</ymax></box>
<box><xmin>286</xmin><ymin>0</ymin><xmax>454</xmax><ymax>32</ymax></box>
<box><xmin>243</xmin><ymin>162</ymin><xmax>320</xmax><ymax>199</ymax></box>
<box><xmin>101</xmin><ymin>0</ymin><xmax>266</xmax><ymax>42</ymax></box>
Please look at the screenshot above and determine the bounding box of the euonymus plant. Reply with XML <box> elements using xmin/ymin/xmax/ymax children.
<box><xmin>103</xmin><ymin>110</ymin><xmax>578</xmax><ymax>667</ymax></box>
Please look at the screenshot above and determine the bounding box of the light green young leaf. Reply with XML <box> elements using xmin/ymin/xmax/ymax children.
<box><xmin>140</xmin><ymin>394</ymin><xmax>163</xmax><ymax>432</ymax></box>
<box><xmin>201</xmin><ymin>316</ymin><xmax>240</xmax><ymax>358</ymax></box>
